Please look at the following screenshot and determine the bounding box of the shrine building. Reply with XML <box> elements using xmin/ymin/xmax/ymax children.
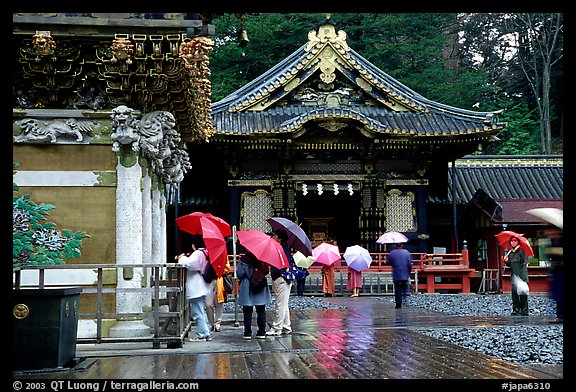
<box><xmin>181</xmin><ymin>17</ymin><xmax>507</xmax><ymax>254</ymax></box>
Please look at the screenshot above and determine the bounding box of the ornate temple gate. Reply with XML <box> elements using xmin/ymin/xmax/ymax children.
<box><xmin>229</xmin><ymin>160</ymin><xmax>428</xmax><ymax>253</ymax></box>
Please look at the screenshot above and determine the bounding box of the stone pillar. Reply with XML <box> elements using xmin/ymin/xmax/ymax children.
<box><xmin>141</xmin><ymin>170</ymin><xmax>153</xmax><ymax>306</ymax></box>
<box><xmin>109</xmin><ymin>153</ymin><xmax>150</xmax><ymax>338</ymax></box>
<box><xmin>160</xmin><ymin>190</ymin><xmax>167</xmax><ymax>262</ymax></box>
<box><xmin>151</xmin><ymin>181</ymin><xmax>163</xmax><ymax>265</ymax></box>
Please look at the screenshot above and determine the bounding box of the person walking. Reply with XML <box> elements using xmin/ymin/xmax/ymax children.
<box><xmin>175</xmin><ymin>234</ymin><xmax>212</xmax><ymax>342</ymax></box>
<box><xmin>503</xmin><ymin>236</ymin><xmax>529</xmax><ymax>316</ymax></box>
<box><xmin>386</xmin><ymin>242</ymin><xmax>412</xmax><ymax>309</ymax></box>
<box><xmin>267</xmin><ymin>229</ymin><xmax>296</xmax><ymax>336</ymax></box>
<box><xmin>236</xmin><ymin>251</ymin><xmax>271</xmax><ymax>340</ymax></box>
<box><xmin>346</xmin><ymin>267</ymin><xmax>362</xmax><ymax>297</ymax></box>
<box><xmin>205</xmin><ymin>258</ymin><xmax>231</xmax><ymax>332</ymax></box>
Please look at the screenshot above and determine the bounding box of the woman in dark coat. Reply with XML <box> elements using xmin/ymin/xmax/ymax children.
<box><xmin>236</xmin><ymin>252</ymin><xmax>272</xmax><ymax>339</ymax></box>
<box><xmin>503</xmin><ymin>237</ymin><xmax>529</xmax><ymax>316</ymax></box>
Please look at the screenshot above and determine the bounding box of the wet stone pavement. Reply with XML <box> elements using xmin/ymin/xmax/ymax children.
<box><xmin>13</xmin><ymin>295</ymin><xmax>565</xmax><ymax>383</ymax></box>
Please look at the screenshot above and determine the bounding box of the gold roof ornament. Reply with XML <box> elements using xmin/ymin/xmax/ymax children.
<box><xmin>180</xmin><ymin>36</ymin><xmax>215</xmax><ymax>142</ymax></box>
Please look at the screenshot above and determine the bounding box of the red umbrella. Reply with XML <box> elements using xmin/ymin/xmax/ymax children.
<box><xmin>312</xmin><ymin>242</ymin><xmax>341</xmax><ymax>266</ymax></box>
<box><xmin>495</xmin><ymin>230</ymin><xmax>534</xmax><ymax>257</ymax></box>
<box><xmin>236</xmin><ymin>230</ymin><xmax>290</xmax><ymax>270</ymax></box>
<box><xmin>176</xmin><ymin>211</ymin><xmax>231</xmax><ymax>237</ymax></box>
<box><xmin>198</xmin><ymin>217</ymin><xmax>229</xmax><ymax>277</ymax></box>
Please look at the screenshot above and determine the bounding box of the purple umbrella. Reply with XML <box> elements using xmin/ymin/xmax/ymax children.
<box><xmin>267</xmin><ymin>217</ymin><xmax>313</xmax><ymax>257</ymax></box>
<box><xmin>343</xmin><ymin>245</ymin><xmax>372</xmax><ymax>272</ymax></box>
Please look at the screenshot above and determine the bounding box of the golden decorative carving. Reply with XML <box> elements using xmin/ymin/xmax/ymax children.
<box><xmin>65</xmin><ymin>301</ymin><xmax>70</xmax><ymax>317</ymax></box>
<box><xmin>111</xmin><ymin>34</ymin><xmax>134</xmax><ymax>64</ymax></box>
<box><xmin>180</xmin><ymin>36</ymin><xmax>215</xmax><ymax>141</ymax></box>
<box><xmin>284</xmin><ymin>78</ymin><xmax>301</xmax><ymax>92</ymax></box>
<box><xmin>13</xmin><ymin>303</ymin><xmax>30</xmax><ymax>320</ymax></box>
<box><xmin>356</xmin><ymin>78</ymin><xmax>373</xmax><ymax>92</ymax></box>
<box><xmin>31</xmin><ymin>31</ymin><xmax>56</xmax><ymax>60</ymax></box>
<box><xmin>305</xmin><ymin>20</ymin><xmax>350</xmax><ymax>52</ymax></box>
<box><xmin>319</xmin><ymin>120</ymin><xmax>347</xmax><ymax>132</ymax></box>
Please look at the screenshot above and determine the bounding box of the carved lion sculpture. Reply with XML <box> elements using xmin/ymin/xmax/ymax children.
<box><xmin>111</xmin><ymin>105</ymin><xmax>140</xmax><ymax>152</ymax></box>
<box><xmin>139</xmin><ymin>111</ymin><xmax>176</xmax><ymax>159</ymax></box>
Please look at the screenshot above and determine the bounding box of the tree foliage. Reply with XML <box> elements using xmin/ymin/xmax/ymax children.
<box><xmin>209</xmin><ymin>13</ymin><xmax>563</xmax><ymax>155</ymax></box>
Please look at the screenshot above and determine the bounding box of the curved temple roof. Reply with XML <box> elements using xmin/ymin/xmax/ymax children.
<box><xmin>211</xmin><ymin>19</ymin><xmax>505</xmax><ymax>144</ymax></box>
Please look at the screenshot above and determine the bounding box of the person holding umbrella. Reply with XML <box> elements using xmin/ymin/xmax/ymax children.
<box><xmin>175</xmin><ymin>234</ymin><xmax>212</xmax><ymax>342</ymax></box>
<box><xmin>502</xmin><ymin>236</ymin><xmax>530</xmax><ymax>316</ymax></box>
<box><xmin>205</xmin><ymin>258</ymin><xmax>231</xmax><ymax>333</ymax></box>
<box><xmin>386</xmin><ymin>242</ymin><xmax>412</xmax><ymax>309</ymax></box>
<box><xmin>267</xmin><ymin>229</ymin><xmax>297</xmax><ymax>336</ymax></box>
<box><xmin>293</xmin><ymin>251</ymin><xmax>313</xmax><ymax>297</ymax></box>
<box><xmin>346</xmin><ymin>267</ymin><xmax>362</xmax><ymax>297</ymax></box>
<box><xmin>235</xmin><ymin>251</ymin><xmax>272</xmax><ymax>340</ymax></box>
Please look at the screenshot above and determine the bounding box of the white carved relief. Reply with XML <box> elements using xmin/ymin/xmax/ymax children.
<box><xmin>15</xmin><ymin>118</ymin><xmax>93</xmax><ymax>143</ymax></box>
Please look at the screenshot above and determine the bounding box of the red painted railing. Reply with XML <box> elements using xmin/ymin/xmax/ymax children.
<box><xmin>228</xmin><ymin>252</ymin><xmax>466</xmax><ymax>272</ymax></box>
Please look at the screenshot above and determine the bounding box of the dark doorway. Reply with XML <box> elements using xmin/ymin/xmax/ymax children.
<box><xmin>297</xmin><ymin>192</ymin><xmax>361</xmax><ymax>250</ymax></box>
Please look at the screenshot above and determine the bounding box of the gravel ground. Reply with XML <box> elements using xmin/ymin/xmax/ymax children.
<box><xmin>400</xmin><ymin>294</ymin><xmax>563</xmax><ymax>365</ymax></box>
<box><xmin>225</xmin><ymin>293</ymin><xmax>562</xmax><ymax>366</ymax></box>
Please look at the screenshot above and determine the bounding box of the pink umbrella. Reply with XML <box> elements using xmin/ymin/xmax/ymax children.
<box><xmin>376</xmin><ymin>231</ymin><xmax>408</xmax><ymax>244</ymax></box>
<box><xmin>312</xmin><ymin>242</ymin><xmax>341</xmax><ymax>266</ymax></box>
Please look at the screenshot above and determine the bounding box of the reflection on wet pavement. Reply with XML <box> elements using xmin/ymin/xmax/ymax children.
<box><xmin>14</xmin><ymin>296</ymin><xmax>563</xmax><ymax>380</ymax></box>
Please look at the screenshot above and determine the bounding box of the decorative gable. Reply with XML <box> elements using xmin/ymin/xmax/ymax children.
<box><xmin>211</xmin><ymin>17</ymin><xmax>506</xmax><ymax>162</ymax></box>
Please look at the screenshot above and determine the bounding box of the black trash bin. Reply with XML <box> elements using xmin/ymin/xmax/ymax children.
<box><xmin>12</xmin><ymin>287</ymin><xmax>81</xmax><ymax>370</ymax></box>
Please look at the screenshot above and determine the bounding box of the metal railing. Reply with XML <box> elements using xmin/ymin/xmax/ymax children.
<box><xmin>13</xmin><ymin>251</ymin><xmax>467</xmax><ymax>349</ymax></box>
<box><xmin>13</xmin><ymin>263</ymin><xmax>189</xmax><ymax>348</ymax></box>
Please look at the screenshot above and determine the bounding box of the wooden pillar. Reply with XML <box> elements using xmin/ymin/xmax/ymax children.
<box><xmin>426</xmin><ymin>274</ymin><xmax>435</xmax><ymax>293</ymax></box>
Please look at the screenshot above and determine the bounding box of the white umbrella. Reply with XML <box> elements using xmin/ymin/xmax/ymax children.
<box><xmin>376</xmin><ymin>231</ymin><xmax>408</xmax><ymax>244</ymax></box>
<box><xmin>343</xmin><ymin>245</ymin><xmax>372</xmax><ymax>272</ymax></box>
<box><xmin>525</xmin><ymin>208</ymin><xmax>563</xmax><ymax>230</ymax></box>
<box><xmin>293</xmin><ymin>251</ymin><xmax>315</xmax><ymax>269</ymax></box>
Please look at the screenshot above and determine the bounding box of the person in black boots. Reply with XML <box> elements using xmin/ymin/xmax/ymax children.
<box><xmin>503</xmin><ymin>236</ymin><xmax>529</xmax><ymax>316</ymax></box>
<box><xmin>235</xmin><ymin>252</ymin><xmax>271</xmax><ymax>340</ymax></box>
